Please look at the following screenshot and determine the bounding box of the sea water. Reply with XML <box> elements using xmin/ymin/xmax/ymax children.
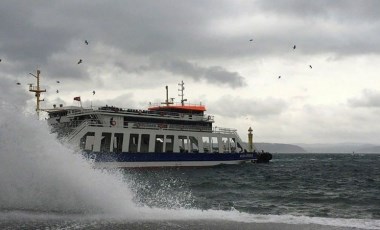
<box><xmin>0</xmin><ymin>104</ymin><xmax>379</xmax><ymax>229</ymax></box>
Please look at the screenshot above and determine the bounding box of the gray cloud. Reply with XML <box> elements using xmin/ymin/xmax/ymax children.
<box><xmin>348</xmin><ymin>89</ymin><xmax>380</xmax><ymax>108</ymax></box>
<box><xmin>0</xmin><ymin>77</ymin><xmax>30</xmax><ymax>109</ymax></box>
<box><xmin>209</xmin><ymin>95</ymin><xmax>288</xmax><ymax>118</ymax></box>
<box><xmin>256</xmin><ymin>0</ymin><xmax>380</xmax><ymax>22</ymax></box>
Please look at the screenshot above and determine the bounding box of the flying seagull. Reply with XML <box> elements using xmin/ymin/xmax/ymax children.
<box><xmin>278</xmin><ymin>76</ymin><xmax>281</xmax><ymax>79</ymax></box>
<box><xmin>85</xmin><ymin>40</ymin><xmax>89</xmax><ymax>45</ymax></box>
<box><xmin>56</xmin><ymin>90</ymin><xmax>59</xmax><ymax>93</ymax></box>
<box><xmin>56</xmin><ymin>80</ymin><xmax>60</xmax><ymax>83</ymax></box>
<box><xmin>16</xmin><ymin>82</ymin><xmax>21</xmax><ymax>85</ymax></box>
<box><xmin>249</xmin><ymin>39</ymin><xmax>253</xmax><ymax>42</ymax></box>
<box><xmin>93</xmin><ymin>90</ymin><xmax>96</xmax><ymax>95</ymax></box>
<box><xmin>293</xmin><ymin>45</ymin><xmax>296</xmax><ymax>50</ymax></box>
<box><xmin>77</xmin><ymin>59</ymin><xmax>82</xmax><ymax>64</ymax></box>
<box><xmin>309</xmin><ymin>65</ymin><xmax>312</xmax><ymax>69</ymax></box>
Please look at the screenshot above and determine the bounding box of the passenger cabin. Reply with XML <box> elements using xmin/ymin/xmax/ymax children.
<box><xmin>45</xmin><ymin>104</ymin><xmax>248</xmax><ymax>155</ymax></box>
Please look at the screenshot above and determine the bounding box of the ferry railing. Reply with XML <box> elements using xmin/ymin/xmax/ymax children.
<box><xmin>66</xmin><ymin>119</ymin><xmax>104</xmax><ymax>141</ymax></box>
<box><xmin>66</xmin><ymin>120</ymin><xmax>89</xmax><ymax>141</ymax></box>
<box><xmin>213</xmin><ymin>127</ymin><xmax>238</xmax><ymax>135</ymax></box>
<box><xmin>148</xmin><ymin>102</ymin><xmax>205</xmax><ymax>108</ymax></box>
<box><xmin>131</xmin><ymin>121</ymin><xmax>212</xmax><ymax>132</ymax></box>
<box><xmin>66</xmin><ymin>106</ymin><xmax>213</xmax><ymax>122</ymax></box>
<box><xmin>213</xmin><ymin>127</ymin><xmax>248</xmax><ymax>150</ymax></box>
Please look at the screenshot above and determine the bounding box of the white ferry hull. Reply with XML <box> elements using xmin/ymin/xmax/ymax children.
<box><xmin>84</xmin><ymin>152</ymin><xmax>256</xmax><ymax>168</ymax></box>
<box><xmin>93</xmin><ymin>160</ymin><xmax>252</xmax><ymax>168</ymax></box>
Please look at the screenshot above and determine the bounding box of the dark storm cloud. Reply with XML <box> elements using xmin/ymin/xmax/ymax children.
<box><xmin>0</xmin><ymin>0</ymin><xmax>250</xmax><ymax>86</ymax></box>
<box><xmin>0</xmin><ymin>1</ymin><xmax>90</xmax><ymax>81</ymax></box>
<box><xmin>348</xmin><ymin>89</ymin><xmax>380</xmax><ymax>108</ymax></box>
<box><xmin>255</xmin><ymin>0</ymin><xmax>380</xmax><ymax>56</ymax></box>
<box><xmin>138</xmin><ymin>58</ymin><xmax>246</xmax><ymax>88</ymax></box>
<box><xmin>1</xmin><ymin>0</ymin><xmax>379</xmax><ymax>88</ymax></box>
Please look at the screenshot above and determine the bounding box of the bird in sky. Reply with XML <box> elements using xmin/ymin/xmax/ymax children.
<box><xmin>309</xmin><ymin>65</ymin><xmax>312</xmax><ymax>69</ymax></box>
<box><xmin>93</xmin><ymin>90</ymin><xmax>96</xmax><ymax>95</ymax></box>
<box><xmin>278</xmin><ymin>76</ymin><xmax>281</xmax><ymax>79</ymax></box>
<box><xmin>0</xmin><ymin>59</ymin><xmax>2</xmax><ymax>62</ymax></box>
<box><xmin>16</xmin><ymin>82</ymin><xmax>21</xmax><ymax>85</ymax></box>
<box><xmin>85</xmin><ymin>40</ymin><xmax>89</xmax><ymax>45</ymax></box>
<box><xmin>249</xmin><ymin>39</ymin><xmax>253</xmax><ymax>42</ymax></box>
<box><xmin>56</xmin><ymin>80</ymin><xmax>60</xmax><ymax>83</ymax></box>
<box><xmin>56</xmin><ymin>90</ymin><xmax>59</xmax><ymax>93</ymax></box>
<box><xmin>293</xmin><ymin>45</ymin><xmax>296</xmax><ymax>50</ymax></box>
<box><xmin>78</xmin><ymin>59</ymin><xmax>82</xmax><ymax>64</ymax></box>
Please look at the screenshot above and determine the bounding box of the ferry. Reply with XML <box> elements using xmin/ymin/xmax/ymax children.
<box><xmin>30</xmin><ymin>70</ymin><xmax>271</xmax><ymax>168</ymax></box>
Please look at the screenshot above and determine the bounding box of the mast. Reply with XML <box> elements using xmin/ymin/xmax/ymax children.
<box><xmin>29</xmin><ymin>69</ymin><xmax>46</xmax><ymax>119</ymax></box>
<box><xmin>178</xmin><ymin>80</ymin><xmax>187</xmax><ymax>105</ymax></box>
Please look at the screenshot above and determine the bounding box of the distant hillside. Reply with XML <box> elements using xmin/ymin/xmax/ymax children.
<box><xmin>253</xmin><ymin>143</ymin><xmax>306</xmax><ymax>153</ymax></box>
<box><xmin>356</xmin><ymin>146</ymin><xmax>380</xmax><ymax>153</ymax></box>
<box><xmin>297</xmin><ymin>143</ymin><xmax>380</xmax><ymax>153</ymax></box>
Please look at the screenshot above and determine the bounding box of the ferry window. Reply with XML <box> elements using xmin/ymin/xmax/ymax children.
<box><xmin>140</xmin><ymin>134</ymin><xmax>150</xmax><ymax>152</ymax></box>
<box><xmin>222</xmin><ymin>137</ymin><xmax>229</xmax><ymax>153</ymax></box>
<box><xmin>155</xmin><ymin>135</ymin><xmax>164</xmax><ymax>153</ymax></box>
<box><xmin>178</xmin><ymin>136</ymin><xmax>188</xmax><ymax>153</ymax></box>
<box><xmin>113</xmin><ymin>133</ymin><xmax>124</xmax><ymax>153</ymax></box>
<box><xmin>211</xmin><ymin>137</ymin><xmax>219</xmax><ymax>153</ymax></box>
<box><xmin>80</xmin><ymin>132</ymin><xmax>95</xmax><ymax>151</ymax></box>
<box><xmin>202</xmin><ymin>137</ymin><xmax>210</xmax><ymax>153</ymax></box>
<box><xmin>165</xmin><ymin>135</ymin><xmax>174</xmax><ymax>153</ymax></box>
<box><xmin>129</xmin><ymin>134</ymin><xmax>139</xmax><ymax>153</ymax></box>
<box><xmin>189</xmin><ymin>136</ymin><xmax>199</xmax><ymax>153</ymax></box>
<box><xmin>230</xmin><ymin>138</ymin><xmax>237</xmax><ymax>153</ymax></box>
<box><xmin>123</xmin><ymin>117</ymin><xmax>129</xmax><ymax>127</ymax></box>
<box><xmin>101</xmin><ymin>132</ymin><xmax>112</xmax><ymax>152</ymax></box>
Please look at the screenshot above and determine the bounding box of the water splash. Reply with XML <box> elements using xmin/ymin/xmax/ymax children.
<box><xmin>0</xmin><ymin>103</ymin><xmax>137</xmax><ymax>216</ymax></box>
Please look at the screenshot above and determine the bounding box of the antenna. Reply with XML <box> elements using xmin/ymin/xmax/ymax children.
<box><xmin>28</xmin><ymin>69</ymin><xmax>46</xmax><ymax>119</ymax></box>
<box><xmin>178</xmin><ymin>80</ymin><xmax>187</xmax><ymax>106</ymax></box>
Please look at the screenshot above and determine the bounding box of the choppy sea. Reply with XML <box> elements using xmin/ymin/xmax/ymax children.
<box><xmin>0</xmin><ymin>107</ymin><xmax>379</xmax><ymax>229</ymax></box>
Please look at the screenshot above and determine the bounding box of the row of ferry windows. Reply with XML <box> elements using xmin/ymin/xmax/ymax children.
<box><xmin>81</xmin><ymin>132</ymin><xmax>243</xmax><ymax>153</ymax></box>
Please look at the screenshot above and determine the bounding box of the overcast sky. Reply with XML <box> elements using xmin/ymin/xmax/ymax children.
<box><xmin>1</xmin><ymin>0</ymin><xmax>380</xmax><ymax>144</ymax></box>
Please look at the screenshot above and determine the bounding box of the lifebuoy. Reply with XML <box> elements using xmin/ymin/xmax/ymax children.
<box><xmin>111</xmin><ymin>120</ymin><xmax>116</xmax><ymax>126</ymax></box>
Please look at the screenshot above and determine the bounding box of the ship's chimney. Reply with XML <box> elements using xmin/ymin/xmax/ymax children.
<box><xmin>59</xmin><ymin>104</ymin><xmax>63</xmax><ymax>108</ymax></box>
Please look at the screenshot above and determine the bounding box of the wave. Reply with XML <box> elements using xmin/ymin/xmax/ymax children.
<box><xmin>1</xmin><ymin>209</ymin><xmax>379</xmax><ymax>229</ymax></box>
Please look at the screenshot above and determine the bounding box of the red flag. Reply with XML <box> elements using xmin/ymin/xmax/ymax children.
<box><xmin>74</xmin><ymin>96</ymin><xmax>81</xmax><ymax>101</ymax></box>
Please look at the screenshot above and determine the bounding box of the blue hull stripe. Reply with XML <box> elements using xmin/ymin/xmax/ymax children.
<box><xmin>83</xmin><ymin>152</ymin><xmax>256</xmax><ymax>162</ymax></box>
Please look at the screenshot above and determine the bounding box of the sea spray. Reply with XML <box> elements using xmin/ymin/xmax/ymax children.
<box><xmin>0</xmin><ymin>104</ymin><xmax>137</xmax><ymax>216</ymax></box>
